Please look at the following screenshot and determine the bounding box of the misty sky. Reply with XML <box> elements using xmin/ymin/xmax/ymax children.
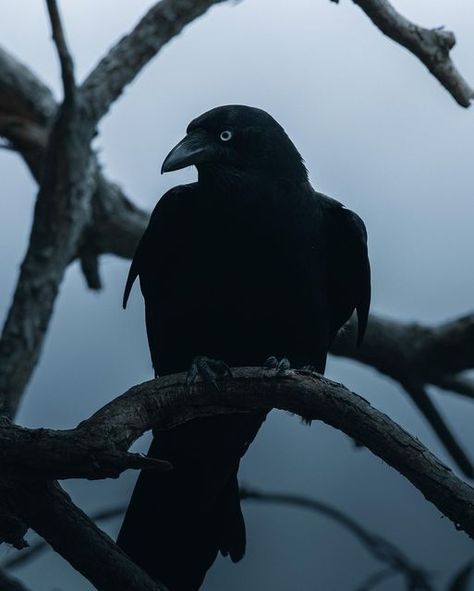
<box><xmin>0</xmin><ymin>1</ymin><xmax>474</xmax><ymax>590</ymax></box>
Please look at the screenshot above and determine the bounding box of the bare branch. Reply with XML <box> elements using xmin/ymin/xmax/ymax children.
<box><xmin>2</xmin><ymin>505</ymin><xmax>126</xmax><ymax>570</ymax></box>
<box><xmin>45</xmin><ymin>0</ymin><xmax>76</xmax><ymax>103</ymax></box>
<box><xmin>402</xmin><ymin>381</ymin><xmax>473</xmax><ymax>479</ymax></box>
<box><xmin>333</xmin><ymin>312</ymin><xmax>474</xmax><ymax>476</ymax></box>
<box><xmin>240</xmin><ymin>486</ymin><xmax>432</xmax><ymax>590</ymax></box>
<box><xmin>333</xmin><ymin>312</ymin><xmax>474</xmax><ymax>385</ymax></box>
<box><xmin>81</xmin><ymin>0</ymin><xmax>229</xmax><ymax>124</ymax></box>
<box><xmin>435</xmin><ymin>375</ymin><xmax>474</xmax><ymax>402</ymax></box>
<box><xmin>1</xmin><ymin>369</ymin><xmax>474</xmax><ymax>540</ymax></box>
<box><xmin>7</xmin><ymin>480</ymin><xmax>166</xmax><ymax>591</ymax></box>
<box><xmin>0</xmin><ymin>99</ymin><xmax>95</xmax><ymax>416</ymax></box>
<box><xmin>346</xmin><ymin>0</ymin><xmax>474</xmax><ymax>107</ymax></box>
<box><xmin>5</xmin><ymin>488</ymin><xmax>432</xmax><ymax>591</ymax></box>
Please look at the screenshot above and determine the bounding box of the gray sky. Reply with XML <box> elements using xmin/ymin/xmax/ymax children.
<box><xmin>0</xmin><ymin>1</ymin><xmax>473</xmax><ymax>590</ymax></box>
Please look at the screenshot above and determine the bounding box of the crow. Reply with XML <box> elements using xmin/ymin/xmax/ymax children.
<box><xmin>117</xmin><ymin>105</ymin><xmax>371</xmax><ymax>590</ymax></box>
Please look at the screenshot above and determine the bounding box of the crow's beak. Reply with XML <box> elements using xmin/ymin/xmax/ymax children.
<box><xmin>161</xmin><ymin>131</ymin><xmax>212</xmax><ymax>174</ymax></box>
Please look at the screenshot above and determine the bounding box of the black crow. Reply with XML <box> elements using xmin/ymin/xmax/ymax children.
<box><xmin>118</xmin><ymin>105</ymin><xmax>370</xmax><ymax>590</ymax></box>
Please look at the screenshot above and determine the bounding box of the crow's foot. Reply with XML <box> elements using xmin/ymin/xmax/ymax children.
<box><xmin>186</xmin><ymin>356</ymin><xmax>233</xmax><ymax>391</ymax></box>
<box><xmin>263</xmin><ymin>356</ymin><xmax>291</xmax><ymax>374</ymax></box>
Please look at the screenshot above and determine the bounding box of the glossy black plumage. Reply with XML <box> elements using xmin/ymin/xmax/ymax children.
<box><xmin>118</xmin><ymin>105</ymin><xmax>370</xmax><ymax>591</ymax></box>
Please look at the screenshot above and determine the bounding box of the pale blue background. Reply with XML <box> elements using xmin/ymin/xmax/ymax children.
<box><xmin>0</xmin><ymin>1</ymin><xmax>473</xmax><ymax>589</ymax></box>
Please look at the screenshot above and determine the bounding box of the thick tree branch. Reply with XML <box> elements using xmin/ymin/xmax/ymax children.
<box><xmin>4</xmin><ymin>489</ymin><xmax>432</xmax><ymax>590</ymax></box>
<box><xmin>2</xmin><ymin>505</ymin><xmax>126</xmax><ymax>570</ymax></box>
<box><xmin>333</xmin><ymin>312</ymin><xmax>474</xmax><ymax>476</ymax></box>
<box><xmin>333</xmin><ymin>313</ymin><xmax>474</xmax><ymax>387</ymax></box>
<box><xmin>81</xmin><ymin>0</ymin><xmax>228</xmax><ymax>124</ymax></box>
<box><xmin>0</xmin><ymin>54</ymin><xmax>94</xmax><ymax>418</ymax></box>
<box><xmin>1</xmin><ymin>370</ymin><xmax>474</xmax><ymax>541</ymax></box>
<box><xmin>6</xmin><ymin>480</ymin><xmax>166</xmax><ymax>591</ymax></box>
<box><xmin>338</xmin><ymin>0</ymin><xmax>474</xmax><ymax>107</ymax></box>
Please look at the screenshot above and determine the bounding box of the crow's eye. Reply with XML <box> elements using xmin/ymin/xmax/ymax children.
<box><xmin>219</xmin><ymin>130</ymin><xmax>233</xmax><ymax>142</ymax></box>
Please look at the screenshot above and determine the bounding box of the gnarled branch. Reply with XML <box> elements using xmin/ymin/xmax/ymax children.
<box><xmin>6</xmin><ymin>480</ymin><xmax>166</xmax><ymax>591</ymax></box>
<box><xmin>1</xmin><ymin>369</ymin><xmax>474</xmax><ymax>541</ymax></box>
<box><xmin>333</xmin><ymin>312</ymin><xmax>474</xmax><ymax>476</ymax></box>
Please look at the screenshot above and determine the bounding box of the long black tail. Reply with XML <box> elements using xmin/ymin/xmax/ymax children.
<box><xmin>117</xmin><ymin>412</ymin><xmax>266</xmax><ymax>591</ymax></box>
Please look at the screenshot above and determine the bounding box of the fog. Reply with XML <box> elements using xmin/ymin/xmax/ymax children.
<box><xmin>0</xmin><ymin>1</ymin><xmax>473</xmax><ymax>589</ymax></box>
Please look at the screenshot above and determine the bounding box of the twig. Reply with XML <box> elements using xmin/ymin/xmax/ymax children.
<box><xmin>240</xmin><ymin>486</ymin><xmax>432</xmax><ymax>590</ymax></box>
<box><xmin>402</xmin><ymin>381</ymin><xmax>473</xmax><ymax>478</ymax></box>
<box><xmin>435</xmin><ymin>376</ymin><xmax>474</xmax><ymax>401</ymax></box>
<box><xmin>45</xmin><ymin>0</ymin><xmax>75</xmax><ymax>102</ymax></box>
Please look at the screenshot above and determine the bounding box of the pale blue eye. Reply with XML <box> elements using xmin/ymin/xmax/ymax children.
<box><xmin>220</xmin><ymin>130</ymin><xmax>232</xmax><ymax>142</ymax></box>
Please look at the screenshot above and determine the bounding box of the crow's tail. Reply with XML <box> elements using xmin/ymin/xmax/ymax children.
<box><xmin>117</xmin><ymin>412</ymin><xmax>266</xmax><ymax>591</ymax></box>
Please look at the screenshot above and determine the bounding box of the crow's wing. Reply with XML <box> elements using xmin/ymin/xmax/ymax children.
<box><xmin>320</xmin><ymin>193</ymin><xmax>371</xmax><ymax>345</ymax></box>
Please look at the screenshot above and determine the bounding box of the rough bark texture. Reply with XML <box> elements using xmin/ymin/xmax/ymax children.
<box><xmin>6</xmin><ymin>480</ymin><xmax>167</xmax><ymax>591</ymax></box>
<box><xmin>2</xmin><ymin>369</ymin><xmax>474</xmax><ymax>542</ymax></box>
<box><xmin>333</xmin><ymin>312</ymin><xmax>474</xmax><ymax>476</ymax></box>
<box><xmin>0</xmin><ymin>0</ymin><xmax>473</xmax><ymax>588</ymax></box>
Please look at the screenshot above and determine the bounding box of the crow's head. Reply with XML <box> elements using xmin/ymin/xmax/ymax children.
<box><xmin>161</xmin><ymin>105</ymin><xmax>307</xmax><ymax>182</ymax></box>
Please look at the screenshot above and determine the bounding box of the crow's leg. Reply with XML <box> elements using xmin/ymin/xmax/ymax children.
<box><xmin>186</xmin><ymin>356</ymin><xmax>233</xmax><ymax>391</ymax></box>
<box><xmin>263</xmin><ymin>356</ymin><xmax>291</xmax><ymax>374</ymax></box>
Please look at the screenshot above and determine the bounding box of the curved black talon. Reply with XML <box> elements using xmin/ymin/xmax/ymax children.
<box><xmin>186</xmin><ymin>356</ymin><xmax>233</xmax><ymax>391</ymax></box>
<box><xmin>263</xmin><ymin>356</ymin><xmax>291</xmax><ymax>374</ymax></box>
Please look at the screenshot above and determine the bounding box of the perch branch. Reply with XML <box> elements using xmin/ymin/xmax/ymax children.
<box><xmin>1</xmin><ymin>370</ymin><xmax>474</xmax><ymax>540</ymax></box>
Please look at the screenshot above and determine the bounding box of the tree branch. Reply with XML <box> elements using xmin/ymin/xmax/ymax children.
<box><xmin>4</xmin><ymin>488</ymin><xmax>433</xmax><ymax>590</ymax></box>
<box><xmin>6</xmin><ymin>480</ymin><xmax>166</xmax><ymax>591</ymax></box>
<box><xmin>2</xmin><ymin>505</ymin><xmax>126</xmax><ymax>570</ymax></box>
<box><xmin>240</xmin><ymin>486</ymin><xmax>432</xmax><ymax>590</ymax></box>
<box><xmin>339</xmin><ymin>0</ymin><xmax>474</xmax><ymax>107</ymax></box>
<box><xmin>0</xmin><ymin>94</ymin><xmax>94</xmax><ymax>418</ymax></box>
<box><xmin>1</xmin><ymin>369</ymin><xmax>474</xmax><ymax>540</ymax></box>
<box><xmin>333</xmin><ymin>312</ymin><xmax>474</xmax><ymax>476</ymax></box>
<box><xmin>45</xmin><ymin>0</ymin><xmax>76</xmax><ymax>103</ymax></box>
<box><xmin>81</xmin><ymin>0</ymin><xmax>228</xmax><ymax>124</ymax></box>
